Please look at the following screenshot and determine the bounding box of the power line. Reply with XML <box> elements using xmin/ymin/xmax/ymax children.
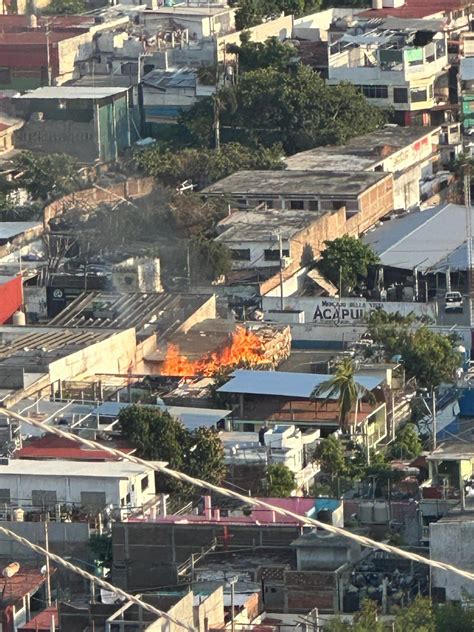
<box><xmin>3</xmin><ymin>408</ymin><xmax>474</xmax><ymax>585</ymax></box>
<box><xmin>0</xmin><ymin>524</ymin><xmax>194</xmax><ymax>631</ymax></box>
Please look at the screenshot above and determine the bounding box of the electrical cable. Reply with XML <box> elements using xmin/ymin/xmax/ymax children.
<box><xmin>0</xmin><ymin>523</ymin><xmax>194</xmax><ymax>631</ymax></box>
<box><xmin>3</xmin><ymin>407</ymin><xmax>474</xmax><ymax>586</ymax></box>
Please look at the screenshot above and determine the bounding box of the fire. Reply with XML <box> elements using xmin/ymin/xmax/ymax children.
<box><xmin>161</xmin><ymin>326</ymin><xmax>266</xmax><ymax>376</ymax></box>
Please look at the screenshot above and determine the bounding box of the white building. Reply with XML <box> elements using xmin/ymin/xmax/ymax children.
<box><xmin>222</xmin><ymin>425</ymin><xmax>320</xmax><ymax>491</ymax></box>
<box><xmin>285</xmin><ymin>125</ymin><xmax>453</xmax><ymax>211</ymax></box>
<box><xmin>0</xmin><ymin>459</ymin><xmax>158</xmax><ymax>514</ymax></box>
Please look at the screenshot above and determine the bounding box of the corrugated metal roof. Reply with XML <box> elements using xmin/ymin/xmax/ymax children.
<box><xmin>363</xmin><ymin>203</ymin><xmax>474</xmax><ymax>271</ymax></box>
<box><xmin>0</xmin><ymin>221</ymin><xmax>40</xmax><ymax>240</ymax></box>
<box><xmin>92</xmin><ymin>401</ymin><xmax>231</xmax><ymax>430</ymax></box>
<box><xmin>217</xmin><ymin>369</ymin><xmax>383</xmax><ymax>398</ymax></box>
<box><xmin>15</xmin><ymin>86</ymin><xmax>128</xmax><ymax>100</ymax></box>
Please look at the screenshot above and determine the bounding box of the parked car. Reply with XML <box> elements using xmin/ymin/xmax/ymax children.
<box><xmin>444</xmin><ymin>291</ymin><xmax>463</xmax><ymax>313</ymax></box>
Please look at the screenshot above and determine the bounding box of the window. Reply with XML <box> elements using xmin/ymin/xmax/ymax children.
<box><xmin>231</xmin><ymin>249</ymin><xmax>251</xmax><ymax>261</ymax></box>
<box><xmin>80</xmin><ymin>491</ymin><xmax>106</xmax><ymax>512</ymax></box>
<box><xmin>393</xmin><ymin>87</ymin><xmax>408</xmax><ymax>104</ymax></box>
<box><xmin>0</xmin><ymin>489</ymin><xmax>10</xmax><ymax>504</ymax></box>
<box><xmin>264</xmin><ymin>249</ymin><xmax>289</xmax><ymax>261</ymax></box>
<box><xmin>429</xmin><ymin>84</ymin><xmax>434</xmax><ymax>99</ymax></box>
<box><xmin>289</xmin><ymin>200</ymin><xmax>304</xmax><ymax>210</ymax></box>
<box><xmin>141</xmin><ymin>476</ymin><xmax>149</xmax><ymax>492</ymax></box>
<box><xmin>31</xmin><ymin>490</ymin><xmax>57</xmax><ymax>510</ymax></box>
<box><xmin>257</xmin><ymin>199</ymin><xmax>273</xmax><ymax>209</ymax></box>
<box><xmin>126</xmin><ymin>493</ymin><xmax>131</xmax><ymax>505</ymax></box>
<box><xmin>0</xmin><ymin>67</ymin><xmax>11</xmax><ymax>84</ymax></box>
<box><xmin>411</xmin><ymin>87</ymin><xmax>427</xmax><ymax>103</ymax></box>
<box><xmin>308</xmin><ymin>200</ymin><xmax>319</xmax><ymax>211</ymax></box>
<box><xmin>360</xmin><ymin>85</ymin><xmax>388</xmax><ymax>99</ymax></box>
<box><xmin>332</xmin><ymin>200</ymin><xmax>345</xmax><ymax>210</ymax></box>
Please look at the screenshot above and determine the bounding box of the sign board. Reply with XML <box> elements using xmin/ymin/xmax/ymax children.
<box><xmin>262</xmin><ymin>296</ymin><xmax>437</xmax><ymax>324</ymax></box>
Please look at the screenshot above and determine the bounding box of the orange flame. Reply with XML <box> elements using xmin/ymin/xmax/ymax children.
<box><xmin>161</xmin><ymin>326</ymin><xmax>266</xmax><ymax>376</ymax></box>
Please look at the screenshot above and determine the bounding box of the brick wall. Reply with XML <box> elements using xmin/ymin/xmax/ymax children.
<box><xmin>43</xmin><ymin>176</ymin><xmax>155</xmax><ymax>224</ymax></box>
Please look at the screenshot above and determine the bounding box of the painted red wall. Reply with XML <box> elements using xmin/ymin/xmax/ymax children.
<box><xmin>0</xmin><ymin>276</ymin><xmax>23</xmax><ymax>324</ymax></box>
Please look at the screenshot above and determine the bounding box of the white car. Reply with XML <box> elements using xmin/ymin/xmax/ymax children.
<box><xmin>444</xmin><ymin>291</ymin><xmax>463</xmax><ymax>313</ymax></box>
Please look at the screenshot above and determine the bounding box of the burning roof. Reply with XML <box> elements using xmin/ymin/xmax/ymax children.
<box><xmin>156</xmin><ymin>322</ymin><xmax>292</xmax><ymax>377</ymax></box>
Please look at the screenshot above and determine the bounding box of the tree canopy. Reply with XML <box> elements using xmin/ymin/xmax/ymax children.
<box><xmin>134</xmin><ymin>142</ymin><xmax>284</xmax><ymax>189</ymax></box>
<box><xmin>119</xmin><ymin>405</ymin><xmax>226</xmax><ymax>494</ymax></box>
<box><xmin>388</xmin><ymin>423</ymin><xmax>422</xmax><ymax>460</ymax></box>
<box><xmin>42</xmin><ymin>0</ymin><xmax>86</xmax><ymax>14</ymax></box>
<box><xmin>311</xmin><ymin>358</ymin><xmax>374</xmax><ymax>430</ymax></box>
<box><xmin>227</xmin><ymin>35</ymin><xmax>298</xmax><ymax>73</ymax></box>
<box><xmin>265</xmin><ymin>463</ymin><xmax>296</xmax><ymax>497</ymax></box>
<box><xmin>13</xmin><ymin>151</ymin><xmax>81</xmax><ymax>201</ymax></box>
<box><xmin>189</xmin><ymin>234</ymin><xmax>232</xmax><ymax>282</ymax></box>
<box><xmin>318</xmin><ymin>235</ymin><xmax>379</xmax><ymax>294</ymax></box>
<box><xmin>232</xmin><ymin>0</ymin><xmax>321</xmax><ymax>30</ymax></box>
<box><xmin>179</xmin><ymin>66</ymin><xmax>387</xmax><ymax>154</ymax></box>
<box><xmin>367</xmin><ymin>311</ymin><xmax>462</xmax><ymax>388</ymax></box>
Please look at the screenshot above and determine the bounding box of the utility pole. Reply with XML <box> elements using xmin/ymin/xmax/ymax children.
<box><xmin>277</xmin><ymin>230</ymin><xmax>284</xmax><ymax>310</ymax></box>
<box><xmin>45</xmin><ymin>20</ymin><xmax>52</xmax><ymax>87</ymax></box>
<box><xmin>464</xmin><ymin>166</ymin><xmax>473</xmax><ymax>325</ymax></box>
<box><xmin>431</xmin><ymin>388</ymin><xmax>437</xmax><ymax>452</ymax></box>
<box><xmin>44</xmin><ymin>520</ymin><xmax>52</xmax><ymax>607</ymax></box>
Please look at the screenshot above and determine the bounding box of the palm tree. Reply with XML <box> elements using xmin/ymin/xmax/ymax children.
<box><xmin>310</xmin><ymin>358</ymin><xmax>375</xmax><ymax>432</ymax></box>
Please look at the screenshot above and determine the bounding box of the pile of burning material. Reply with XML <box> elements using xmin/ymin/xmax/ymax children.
<box><xmin>160</xmin><ymin>324</ymin><xmax>291</xmax><ymax>377</ymax></box>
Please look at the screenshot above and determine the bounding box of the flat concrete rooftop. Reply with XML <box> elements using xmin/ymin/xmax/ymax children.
<box><xmin>285</xmin><ymin>126</ymin><xmax>439</xmax><ymax>172</ymax></box>
<box><xmin>203</xmin><ymin>170</ymin><xmax>390</xmax><ymax>197</ymax></box>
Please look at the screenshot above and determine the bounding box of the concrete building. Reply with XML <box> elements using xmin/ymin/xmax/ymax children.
<box><xmin>0</xmin><ymin>112</ymin><xmax>23</xmax><ymax>155</ymax></box>
<box><xmin>357</xmin><ymin>0</ymin><xmax>474</xmax><ymax>38</ymax></box>
<box><xmin>430</xmin><ymin>508</ymin><xmax>474</xmax><ymax>601</ymax></box>
<box><xmin>139</xmin><ymin>4</ymin><xmax>236</xmax><ymax>39</ymax></box>
<box><xmin>0</xmin><ymin>325</ymin><xmax>138</xmax><ymax>407</ymax></box>
<box><xmin>285</xmin><ymin>126</ymin><xmax>453</xmax><ymax>210</ymax></box>
<box><xmin>217</xmin><ymin>370</ymin><xmax>388</xmax><ymax>451</ymax></box>
<box><xmin>459</xmin><ymin>56</ymin><xmax>474</xmax><ymax>131</ymax></box>
<box><xmin>215</xmin><ymin>209</ymin><xmax>333</xmax><ymax>273</ymax></box>
<box><xmin>0</xmin><ymin>458</ymin><xmax>158</xmax><ymax>514</ymax></box>
<box><xmin>204</xmin><ymin>170</ymin><xmax>394</xmax><ymax>237</ymax></box>
<box><xmin>222</xmin><ymin>425</ymin><xmax>320</xmax><ymax>494</ymax></box>
<box><xmin>327</xmin><ymin>16</ymin><xmax>449</xmax><ymax>126</ymax></box>
<box><xmin>142</xmin><ymin>66</ymin><xmax>216</xmax><ymax>124</ymax></box>
<box><xmin>0</xmin><ymin>15</ymin><xmax>130</xmax><ymax>90</ymax></box>
<box><xmin>13</xmin><ymin>86</ymin><xmax>138</xmax><ymax>163</ymax></box>
<box><xmin>111</xmin><ymin>257</ymin><xmax>163</xmax><ymax>293</ymax></box>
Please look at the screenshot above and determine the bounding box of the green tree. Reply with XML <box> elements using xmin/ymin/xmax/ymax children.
<box><xmin>266</xmin><ymin>463</ymin><xmax>296</xmax><ymax>497</ymax></box>
<box><xmin>394</xmin><ymin>597</ymin><xmax>435</xmax><ymax>632</ymax></box>
<box><xmin>180</xmin><ymin>66</ymin><xmax>386</xmax><ymax>153</ymax></box>
<box><xmin>353</xmin><ymin>599</ymin><xmax>384</xmax><ymax>632</ymax></box>
<box><xmin>311</xmin><ymin>358</ymin><xmax>375</xmax><ymax>431</ymax></box>
<box><xmin>400</xmin><ymin>326</ymin><xmax>462</xmax><ymax>389</ymax></box>
<box><xmin>189</xmin><ymin>234</ymin><xmax>232</xmax><ymax>282</ymax></box>
<box><xmin>185</xmin><ymin>426</ymin><xmax>226</xmax><ymax>487</ymax></box>
<box><xmin>14</xmin><ymin>151</ymin><xmax>80</xmax><ymax>200</ymax></box>
<box><xmin>119</xmin><ymin>405</ymin><xmax>226</xmax><ymax>494</ymax></box>
<box><xmin>389</xmin><ymin>423</ymin><xmax>422</xmax><ymax>460</ymax></box>
<box><xmin>227</xmin><ymin>36</ymin><xmax>297</xmax><ymax>73</ymax></box>
<box><xmin>135</xmin><ymin>142</ymin><xmax>283</xmax><ymax>188</ymax></box>
<box><xmin>366</xmin><ymin>310</ymin><xmax>418</xmax><ymax>357</ymax></box>
<box><xmin>318</xmin><ymin>235</ymin><xmax>379</xmax><ymax>294</ymax></box>
<box><xmin>313</xmin><ymin>435</ymin><xmax>348</xmax><ymax>480</ymax></box>
<box><xmin>43</xmin><ymin>0</ymin><xmax>86</xmax><ymax>13</ymax></box>
<box><xmin>435</xmin><ymin>601</ymin><xmax>474</xmax><ymax>632</ymax></box>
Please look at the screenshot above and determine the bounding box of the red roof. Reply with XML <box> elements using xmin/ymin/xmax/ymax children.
<box><xmin>17</xmin><ymin>435</ymin><xmax>135</xmax><ymax>461</ymax></box>
<box><xmin>0</xmin><ymin>14</ymin><xmax>94</xmax><ymax>30</ymax></box>
<box><xmin>357</xmin><ymin>0</ymin><xmax>467</xmax><ymax>19</ymax></box>
<box><xmin>19</xmin><ymin>607</ymin><xmax>58</xmax><ymax>631</ymax></box>
<box><xmin>0</xmin><ymin>568</ymin><xmax>47</xmax><ymax>606</ymax></box>
<box><xmin>0</xmin><ymin>31</ymin><xmax>83</xmax><ymax>45</ymax></box>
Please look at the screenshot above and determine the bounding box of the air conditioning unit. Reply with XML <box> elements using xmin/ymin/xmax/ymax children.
<box><xmin>281</xmin><ymin>256</ymin><xmax>292</xmax><ymax>269</ymax></box>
